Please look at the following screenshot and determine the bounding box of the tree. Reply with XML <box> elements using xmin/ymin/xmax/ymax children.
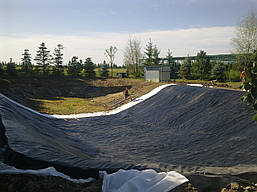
<box><xmin>21</xmin><ymin>49</ymin><xmax>32</xmax><ymax>75</ymax></box>
<box><xmin>6</xmin><ymin>58</ymin><xmax>16</xmax><ymax>76</ymax></box>
<box><xmin>212</xmin><ymin>62</ymin><xmax>225</xmax><ymax>82</ymax></box>
<box><xmin>192</xmin><ymin>50</ymin><xmax>211</xmax><ymax>80</ymax></box>
<box><xmin>105</xmin><ymin>45</ymin><xmax>117</xmax><ymax>77</ymax></box>
<box><xmin>166</xmin><ymin>49</ymin><xmax>173</xmax><ymax>65</ymax></box>
<box><xmin>144</xmin><ymin>38</ymin><xmax>161</xmax><ymax>66</ymax></box>
<box><xmin>153</xmin><ymin>45</ymin><xmax>161</xmax><ymax>65</ymax></box>
<box><xmin>84</xmin><ymin>57</ymin><xmax>96</xmax><ymax>79</ymax></box>
<box><xmin>144</xmin><ymin>39</ymin><xmax>154</xmax><ymax>66</ymax></box>
<box><xmin>232</xmin><ymin>11</ymin><xmax>257</xmax><ymax>121</ymax></box>
<box><xmin>53</xmin><ymin>44</ymin><xmax>64</xmax><ymax>76</ymax></box>
<box><xmin>231</xmin><ymin>10</ymin><xmax>257</xmax><ymax>67</ymax></box>
<box><xmin>166</xmin><ymin>49</ymin><xmax>179</xmax><ymax>79</ymax></box>
<box><xmin>100</xmin><ymin>60</ymin><xmax>109</xmax><ymax>78</ymax></box>
<box><xmin>34</xmin><ymin>42</ymin><xmax>50</xmax><ymax>75</ymax></box>
<box><xmin>67</xmin><ymin>56</ymin><xmax>83</xmax><ymax>76</ymax></box>
<box><xmin>124</xmin><ymin>36</ymin><xmax>143</xmax><ymax>77</ymax></box>
<box><xmin>179</xmin><ymin>56</ymin><xmax>192</xmax><ymax>79</ymax></box>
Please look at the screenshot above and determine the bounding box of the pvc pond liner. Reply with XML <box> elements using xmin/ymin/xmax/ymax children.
<box><xmin>0</xmin><ymin>84</ymin><xmax>257</xmax><ymax>181</ymax></box>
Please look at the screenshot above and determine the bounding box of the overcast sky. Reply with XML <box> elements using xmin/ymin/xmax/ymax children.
<box><xmin>0</xmin><ymin>0</ymin><xmax>257</xmax><ymax>65</ymax></box>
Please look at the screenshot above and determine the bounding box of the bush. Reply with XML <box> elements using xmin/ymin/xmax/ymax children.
<box><xmin>225</xmin><ymin>69</ymin><xmax>241</xmax><ymax>82</ymax></box>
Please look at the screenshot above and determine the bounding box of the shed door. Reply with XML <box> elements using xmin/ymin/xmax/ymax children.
<box><xmin>152</xmin><ymin>70</ymin><xmax>159</xmax><ymax>82</ymax></box>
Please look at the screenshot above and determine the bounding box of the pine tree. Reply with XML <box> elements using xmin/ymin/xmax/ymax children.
<box><xmin>21</xmin><ymin>49</ymin><xmax>32</xmax><ymax>75</ymax></box>
<box><xmin>84</xmin><ymin>57</ymin><xmax>96</xmax><ymax>79</ymax></box>
<box><xmin>153</xmin><ymin>45</ymin><xmax>160</xmax><ymax>65</ymax></box>
<box><xmin>212</xmin><ymin>62</ymin><xmax>225</xmax><ymax>82</ymax></box>
<box><xmin>53</xmin><ymin>44</ymin><xmax>64</xmax><ymax>76</ymax></box>
<box><xmin>166</xmin><ymin>49</ymin><xmax>173</xmax><ymax>65</ymax></box>
<box><xmin>166</xmin><ymin>49</ymin><xmax>179</xmax><ymax>79</ymax></box>
<box><xmin>192</xmin><ymin>50</ymin><xmax>211</xmax><ymax>80</ymax></box>
<box><xmin>179</xmin><ymin>56</ymin><xmax>192</xmax><ymax>79</ymax></box>
<box><xmin>144</xmin><ymin>39</ymin><xmax>161</xmax><ymax>66</ymax></box>
<box><xmin>67</xmin><ymin>56</ymin><xmax>82</xmax><ymax>76</ymax></box>
<box><xmin>144</xmin><ymin>39</ymin><xmax>154</xmax><ymax>66</ymax></box>
<box><xmin>100</xmin><ymin>60</ymin><xmax>109</xmax><ymax>78</ymax></box>
<box><xmin>34</xmin><ymin>42</ymin><xmax>50</xmax><ymax>75</ymax></box>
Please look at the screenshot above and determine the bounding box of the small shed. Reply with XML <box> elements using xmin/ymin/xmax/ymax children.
<box><xmin>144</xmin><ymin>65</ymin><xmax>170</xmax><ymax>82</ymax></box>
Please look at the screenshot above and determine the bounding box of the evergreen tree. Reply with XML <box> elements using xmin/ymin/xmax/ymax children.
<box><xmin>166</xmin><ymin>49</ymin><xmax>173</xmax><ymax>65</ymax></box>
<box><xmin>192</xmin><ymin>50</ymin><xmax>211</xmax><ymax>80</ymax></box>
<box><xmin>191</xmin><ymin>61</ymin><xmax>200</xmax><ymax>79</ymax></box>
<box><xmin>53</xmin><ymin>44</ymin><xmax>64</xmax><ymax>76</ymax></box>
<box><xmin>67</xmin><ymin>56</ymin><xmax>82</xmax><ymax>76</ymax></box>
<box><xmin>144</xmin><ymin>39</ymin><xmax>161</xmax><ymax>66</ymax></box>
<box><xmin>166</xmin><ymin>49</ymin><xmax>180</xmax><ymax>79</ymax></box>
<box><xmin>144</xmin><ymin>39</ymin><xmax>154</xmax><ymax>66</ymax></box>
<box><xmin>84</xmin><ymin>57</ymin><xmax>96</xmax><ymax>79</ymax></box>
<box><xmin>100</xmin><ymin>60</ymin><xmax>109</xmax><ymax>78</ymax></box>
<box><xmin>6</xmin><ymin>58</ymin><xmax>16</xmax><ymax>76</ymax></box>
<box><xmin>153</xmin><ymin>45</ymin><xmax>160</xmax><ymax>65</ymax></box>
<box><xmin>34</xmin><ymin>42</ymin><xmax>50</xmax><ymax>75</ymax></box>
<box><xmin>21</xmin><ymin>49</ymin><xmax>32</xmax><ymax>75</ymax></box>
<box><xmin>179</xmin><ymin>56</ymin><xmax>192</xmax><ymax>79</ymax></box>
<box><xmin>212</xmin><ymin>62</ymin><xmax>225</xmax><ymax>82</ymax></box>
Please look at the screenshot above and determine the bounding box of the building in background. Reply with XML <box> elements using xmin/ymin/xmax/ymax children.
<box><xmin>144</xmin><ymin>66</ymin><xmax>170</xmax><ymax>82</ymax></box>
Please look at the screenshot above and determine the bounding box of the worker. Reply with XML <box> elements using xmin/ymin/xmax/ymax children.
<box><xmin>124</xmin><ymin>87</ymin><xmax>129</xmax><ymax>99</ymax></box>
<box><xmin>241</xmin><ymin>68</ymin><xmax>246</xmax><ymax>83</ymax></box>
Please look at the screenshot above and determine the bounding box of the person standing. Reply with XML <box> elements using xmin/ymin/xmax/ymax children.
<box><xmin>124</xmin><ymin>87</ymin><xmax>129</xmax><ymax>99</ymax></box>
<box><xmin>241</xmin><ymin>68</ymin><xmax>246</xmax><ymax>83</ymax></box>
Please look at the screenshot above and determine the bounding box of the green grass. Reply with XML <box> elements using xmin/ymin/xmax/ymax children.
<box><xmin>30</xmin><ymin>97</ymin><xmax>108</xmax><ymax>115</ymax></box>
<box><xmin>94</xmin><ymin>68</ymin><xmax>127</xmax><ymax>77</ymax></box>
<box><xmin>24</xmin><ymin>78</ymin><xmax>163</xmax><ymax>115</ymax></box>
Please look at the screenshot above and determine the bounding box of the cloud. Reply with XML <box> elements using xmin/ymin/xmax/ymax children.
<box><xmin>0</xmin><ymin>26</ymin><xmax>235</xmax><ymax>65</ymax></box>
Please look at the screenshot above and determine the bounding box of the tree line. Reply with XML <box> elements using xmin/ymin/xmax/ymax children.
<box><xmin>124</xmin><ymin>38</ymin><xmax>242</xmax><ymax>82</ymax></box>
<box><xmin>0</xmin><ymin>43</ymin><xmax>125</xmax><ymax>79</ymax></box>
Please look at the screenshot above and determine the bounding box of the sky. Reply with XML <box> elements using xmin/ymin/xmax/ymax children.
<box><xmin>0</xmin><ymin>0</ymin><xmax>257</xmax><ymax>65</ymax></box>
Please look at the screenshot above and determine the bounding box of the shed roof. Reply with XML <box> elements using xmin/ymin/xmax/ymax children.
<box><xmin>144</xmin><ymin>65</ymin><xmax>170</xmax><ymax>71</ymax></box>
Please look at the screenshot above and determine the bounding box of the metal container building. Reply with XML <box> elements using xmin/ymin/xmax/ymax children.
<box><xmin>144</xmin><ymin>66</ymin><xmax>171</xmax><ymax>82</ymax></box>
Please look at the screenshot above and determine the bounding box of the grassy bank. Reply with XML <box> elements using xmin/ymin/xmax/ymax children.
<box><xmin>1</xmin><ymin>77</ymin><xmax>163</xmax><ymax>115</ymax></box>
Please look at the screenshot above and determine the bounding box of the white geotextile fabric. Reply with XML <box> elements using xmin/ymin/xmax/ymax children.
<box><xmin>0</xmin><ymin>164</ymin><xmax>93</xmax><ymax>183</ymax></box>
<box><xmin>187</xmin><ymin>84</ymin><xmax>204</xmax><ymax>87</ymax></box>
<box><xmin>102</xmin><ymin>169</ymin><xmax>188</xmax><ymax>192</ymax></box>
